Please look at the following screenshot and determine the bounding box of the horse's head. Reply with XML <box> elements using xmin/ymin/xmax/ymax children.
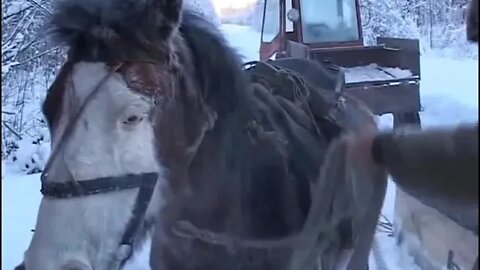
<box><xmin>19</xmin><ymin>0</ymin><xmax>236</xmax><ymax>269</ymax></box>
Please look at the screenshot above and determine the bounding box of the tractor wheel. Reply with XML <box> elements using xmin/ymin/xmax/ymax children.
<box><xmin>393</xmin><ymin>112</ymin><xmax>421</xmax><ymax>130</ymax></box>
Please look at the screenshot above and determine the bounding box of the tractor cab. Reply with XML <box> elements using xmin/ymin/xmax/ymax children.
<box><xmin>259</xmin><ymin>0</ymin><xmax>422</xmax><ymax>128</ymax></box>
<box><xmin>260</xmin><ymin>0</ymin><xmax>363</xmax><ymax>60</ymax></box>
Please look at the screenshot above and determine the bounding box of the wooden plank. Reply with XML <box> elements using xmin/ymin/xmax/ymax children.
<box><xmin>347</xmin><ymin>83</ymin><xmax>421</xmax><ymax>115</ymax></box>
<box><xmin>377</xmin><ymin>37</ymin><xmax>421</xmax><ymax>76</ymax></box>
<box><xmin>394</xmin><ymin>189</ymin><xmax>478</xmax><ymax>270</ymax></box>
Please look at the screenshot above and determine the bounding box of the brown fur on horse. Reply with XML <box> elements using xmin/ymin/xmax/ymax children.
<box><xmin>42</xmin><ymin>62</ymin><xmax>74</xmax><ymax>131</ymax></box>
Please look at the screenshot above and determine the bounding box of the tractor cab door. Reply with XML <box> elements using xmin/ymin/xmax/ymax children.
<box><xmin>259</xmin><ymin>0</ymin><xmax>285</xmax><ymax>61</ymax></box>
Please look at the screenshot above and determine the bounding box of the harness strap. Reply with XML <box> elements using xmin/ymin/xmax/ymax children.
<box><xmin>41</xmin><ymin>173</ymin><xmax>158</xmax><ymax>198</ymax></box>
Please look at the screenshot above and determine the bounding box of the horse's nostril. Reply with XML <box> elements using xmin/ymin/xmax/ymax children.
<box><xmin>14</xmin><ymin>262</ymin><xmax>26</xmax><ymax>270</ymax></box>
<box><xmin>60</xmin><ymin>260</ymin><xmax>92</xmax><ymax>270</ymax></box>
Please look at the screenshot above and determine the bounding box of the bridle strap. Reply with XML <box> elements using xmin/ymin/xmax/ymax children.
<box><xmin>41</xmin><ymin>173</ymin><xmax>158</xmax><ymax>199</ymax></box>
<box><xmin>119</xmin><ymin>173</ymin><xmax>158</xmax><ymax>246</ymax></box>
<box><xmin>41</xmin><ymin>172</ymin><xmax>158</xmax><ymax>268</ymax></box>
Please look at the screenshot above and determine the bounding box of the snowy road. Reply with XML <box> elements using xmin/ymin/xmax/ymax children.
<box><xmin>2</xmin><ymin>25</ymin><xmax>478</xmax><ymax>270</ymax></box>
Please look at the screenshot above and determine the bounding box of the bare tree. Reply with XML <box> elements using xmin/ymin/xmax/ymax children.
<box><xmin>361</xmin><ymin>0</ymin><xmax>475</xmax><ymax>56</ymax></box>
<box><xmin>2</xmin><ymin>0</ymin><xmax>63</xmax><ymax>158</ymax></box>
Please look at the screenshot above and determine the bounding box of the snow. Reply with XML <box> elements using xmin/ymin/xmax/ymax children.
<box><xmin>5</xmin><ymin>135</ymin><xmax>50</xmax><ymax>174</ymax></box>
<box><xmin>343</xmin><ymin>64</ymin><xmax>414</xmax><ymax>83</ymax></box>
<box><xmin>1</xmin><ymin>163</ymin><xmax>41</xmax><ymax>270</ymax></box>
<box><xmin>419</xmin><ymin>57</ymin><xmax>479</xmax><ymax>127</ymax></box>
<box><xmin>2</xmin><ymin>24</ymin><xmax>478</xmax><ymax>270</ymax></box>
<box><xmin>2</xmin><ymin>61</ymin><xmax>19</xmax><ymax>75</ymax></box>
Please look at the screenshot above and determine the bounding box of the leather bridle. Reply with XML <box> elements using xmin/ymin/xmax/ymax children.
<box><xmin>39</xmin><ymin>62</ymin><xmax>159</xmax><ymax>268</ymax></box>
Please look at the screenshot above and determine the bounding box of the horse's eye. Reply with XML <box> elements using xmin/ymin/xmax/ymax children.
<box><xmin>123</xmin><ymin>115</ymin><xmax>143</xmax><ymax>125</ymax></box>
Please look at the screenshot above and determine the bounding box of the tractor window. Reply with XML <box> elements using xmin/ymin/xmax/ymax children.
<box><xmin>261</xmin><ymin>0</ymin><xmax>280</xmax><ymax>42</ymax></box>
<box><xmin>300</xmin><ymin>0</ymin><xmax>360</xmax><ymax>44</ymax></box>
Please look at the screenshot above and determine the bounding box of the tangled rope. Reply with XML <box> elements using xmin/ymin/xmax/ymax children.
<box><xmin>376</xmin><ymin>214</ymin><xmax>394</xmax><ymax>236</ymax></box>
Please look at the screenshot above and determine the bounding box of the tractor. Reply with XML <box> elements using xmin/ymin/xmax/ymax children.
<box><xmin>259</xmin><ymin>0</ymin><xmax>422</xmax><ymax>129</ymax></box>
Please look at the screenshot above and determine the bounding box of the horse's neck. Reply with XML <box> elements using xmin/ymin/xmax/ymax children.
<box><xmin>176</xmin><ymin>112</ymin><xmax>308</xmax><ymax>238</ymax></box>
<box><xmin>178</xmin><ymin>118</ymin><xmax>243</xmax><ymax>229</ymax></box>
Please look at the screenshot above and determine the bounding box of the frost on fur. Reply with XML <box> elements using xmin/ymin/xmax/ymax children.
<box><xmin>47</xmin><ymin>0</ymin><xmax>183</xmax><ymax>61</ymax></box>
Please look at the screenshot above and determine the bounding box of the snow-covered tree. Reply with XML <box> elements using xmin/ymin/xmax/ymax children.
<box><xmin>2</xmin><ymin>0</ymin><xmax>61</xmax><ymax>172</ymax></box>
<box><xmin>184</xmin><ymin>0</ymin><xmax>220</xmax><ymax>26</ymax></box>
<box><xmin>361</xmin><ymin>0</ymin><xmax>476</xmax><ymax>57</ymax></box>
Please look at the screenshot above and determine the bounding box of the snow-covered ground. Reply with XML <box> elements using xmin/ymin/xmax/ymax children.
<box><xmin>2</xmin><ymin>24</ymin><xmax>478</xmax><ymax>270</ymax></box>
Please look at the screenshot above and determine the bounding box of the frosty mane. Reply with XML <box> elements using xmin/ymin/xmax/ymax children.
<box><xmin>47</xmin><ymin>0</ymin><xmax>183</xmax><ymax>61</ymax></box>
